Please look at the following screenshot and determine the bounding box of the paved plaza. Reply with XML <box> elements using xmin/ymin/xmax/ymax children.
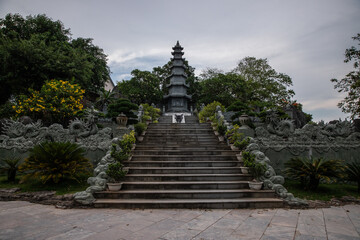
<box><xmin>1</xmin><ymin>201</ymin><xmax>360</xmax><ymax>240</ymax></box>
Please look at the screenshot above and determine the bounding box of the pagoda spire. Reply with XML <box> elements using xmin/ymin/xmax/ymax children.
<box><xmin>163</xmin><ymin>41</ymin><xmax>191</xmax><ymax>113</ymax></box>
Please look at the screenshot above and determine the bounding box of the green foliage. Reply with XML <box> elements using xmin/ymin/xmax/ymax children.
<box><xmin>284</xmin><ymin>179</ymin><xmax>359</xmax><ymax>201</ymax></box>
<box><xmin>234</xmin><ymin>137</ymin><xmax>251</xmax><ymax>151</ymax></box>
<box><xmin>0</xmin><ymin>101</ymin><xmax>16</xmax><ymax>119</ymax></box>
<box><xmin>0</xmin><ymin>13</ymin><xmax>110</xmax><ymax>104</ymax></box>
<box><xmin>105</xmin><ymin>162</ymin><xmax>127</xmax><ymax>182</ymax></box>
<box><xmin>134</xmin><ymin>122</ymin><xmax>147</xmax><ymax>136</ymax></box>
<box><xmin>141</xmin><ymin>103</ymin><xmax>161</xmax><ymax>123</ymax></box>
<box><xmin>117</xmin><ymin>69</ymin><xmax>162</xmax><ymax>105</ymax></box>
<box><xmin>96</xmin><ymin>89</ymin><xmax>116</xmax><ymax>111</ymax></box>
<box><xmin>331</xmin><ymin>33</ymin><xmax>360</xmax><ymax>119</ymax></box>
<box><xmin>216</xmin><ymin>124</ymin><xmax>227</xmax><ymax>136</ymax></box>
<box><xmin>233</xmin><ymin>57</ymin><xmax>294</xmax><ymax>105</ymax></box>
<box><xmin>284</xmin><ymin>157</ymin><xmax>345</xmax><ymax>190</ymax></box>
<box><xmin>119</xmin><ymin>131</ymin><xmax>136</xmax><ymax>154</ymax></box>
<box><xmin>107</xmin><ymin>98</ymin><xmax>138</xmax><ymax>125</ymax></box>
<box><xmin>225</xmin><ymin>125</ymin><xmax>243</xmax><ymax>144</ymax></box>
<box><xmin>110</xmin><ymin>131</ymin><xmax>136</xmax><ymax>162</ymax></box>
<box><xmin>19</xmin><ymin>142</ymin><xmax>91</xmax><ymax>184</ymax></box>
<box><xmin>241</xmin><ymin>151</ymin><xmax>265</xmax><ymax>180</ymax></box>
<box><xmin>346</xmin><ymin>160</ymin><xmax>360</xmax><ymax>193</ymax></box>
<box><xmin>198</xmin><ymin>101</ymin><xmax>225</xmax><ymax>123</ymax></box>
<box><xmin>199</xmin><ymin>72</ymin><xmax>248</xmax><ymax>107</ymax></box>
<box><xmin>12</xmin><ymin>79</ymin><xmax>85</xmax><ymax>125</ymax></box>
<box><xmin>0</xmin><ymin>156</ymin><xmax>21</xmax><ymax>182</ymax></box>
<box><xmin>0</xmin><ymin>174</ymin><xmax>91</xmax><ymax>195</ymax></box>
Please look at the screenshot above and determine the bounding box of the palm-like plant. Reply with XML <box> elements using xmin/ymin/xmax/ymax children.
<box><xmin>96</xmin><ymin>89</ymin><xmax>116</xmax><ymax>111</ymax></box>
<box><xmin>0</xmin><ymin>156</ymin><xmax>21</xmax><ymax>182</ymax></box>
<box><xmin>19</xmin><ymin>142</ymin><xmax>92</xmax><ymax>184</ymax></box>
<box><xmin>284</xmin><ymin>157</ymin><xmax>345</xmax><ymax>190</ymax></box>
<box><xmin>346</xmin><ymin>160</ymin><xmax>360</xmax><ymax>193</ymax></box>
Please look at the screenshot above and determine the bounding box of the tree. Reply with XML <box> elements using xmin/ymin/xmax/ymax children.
<box><xmin>96</xmin><ymin>89</ymin><xmax>116</xmax><ymax>111</ymax></box>
<box><xmin>117</xmin><ymin>69</ymin><xmax>162</xmax><ymax>105</ymax></box>
<box><xmin>107</xmin><ymin>98</ymin><xmax>138</xmax><ymax>125</ymax></box>
<box><xmin>198</xmin><ymin>71</ymin><xmax>249</xmax><ymax>107</ymax></box>
<box><xmin>331</xmin><ymin>33</ymin><xmax>360</xmax><ymax>119</ymax></box>
<box><xmin>0</xmin><ymin>14</ymin><xmax>110</xmax><ymax>105</ymax></box>
<box><xmin>233</xmin><ymin>57</ymin><xmax>295</xmax><ymax>105</ymax></box>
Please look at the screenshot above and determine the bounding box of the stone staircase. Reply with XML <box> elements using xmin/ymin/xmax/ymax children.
<box><xmin>93</xmin><ymin>116</ymin><xmax>283</xmax><ymax>209</ymax></box>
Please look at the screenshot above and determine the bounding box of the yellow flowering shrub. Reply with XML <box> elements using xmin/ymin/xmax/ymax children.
<box><xmin>13</xmin><ymin>80</ymin><xmax>85</xmax><ymax>124</ymax></box>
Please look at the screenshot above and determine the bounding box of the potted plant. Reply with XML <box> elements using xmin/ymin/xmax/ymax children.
<box><xmin>242</xmin><ymin>151</ymin><xmax>266</xmax><ymax>189</ymax></box>
<box><xmin>106</xmin><ymin>162</ymin><xmax>128</xmax><ymax>191</ymax></box>
<box><xmin>248</xmin><ymin>162</ymin><xmax>266</xmax><ymax>190</ymax></box>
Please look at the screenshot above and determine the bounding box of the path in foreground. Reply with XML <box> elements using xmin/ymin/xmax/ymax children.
<box><xmin>1</xmin><ymin>201</ymin><xmax>360</xmax><ymax>240</ymax></box>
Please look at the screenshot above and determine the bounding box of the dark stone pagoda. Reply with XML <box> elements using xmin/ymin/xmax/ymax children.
<box><xmin>164</xmin><ymin>41</ymin><xmax>191</xmax><ymax>112</ymax></box>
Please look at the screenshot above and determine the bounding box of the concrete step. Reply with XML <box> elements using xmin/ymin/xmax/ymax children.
<box><xmin>145</xmin><ymin>129</ymin><xmax>214</xmax><ymax>134</ymax></box>
<box><xmin>124</xmin><ymin>173</ymin><xmax>252</xmax><ymax>181</ymax></box>
<box><xmin>130</xmin><ymin>155</ymin><xmax>238</xmax><ymax>161</ymax></box>
<box><xmin>125</xmin><ymin>161</ymin><xmax>240</xmax><ymax>168</ymax></box>
<box><xmin>147</xmin><ymin>124</ymin><xmax>211</xmax><ymax>129</ymax></box>
<box><xmin>134</xmin><ymin>145</ymin><xmax>231</xmax><ymax>150</ymax></box>
<box><xmin>93</xmin><ymin>198</ymin><xmax>284</xmax><ymax>209</ymax></box>
<box><xmin>132</xmin><ymin>150</ymin><xmax>237</xmax><ymax>156</ymax></box>
<box><xmin>121</xmin><ymin>181</ymin><xmax>250</xmax><ymax>190</ymax></box>
<box><xmin>94</xmin><ymin>189</ymin><xmax>277</xmax><ymax>199</ymax></box>
<box><xmin>140</xmin><ymin>140</ymin><xmax>221</xmax><ymax>145</ymax></box>
<box><xmin>128</xmin><ymin>167</ymin><xmax>242</xmax><ymax>174</ymax></box>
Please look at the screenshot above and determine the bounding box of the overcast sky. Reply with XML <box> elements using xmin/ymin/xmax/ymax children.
<box><xmin>1</xmin><ymin>0</ymin><xmax>359</xmax><ymax>122</ymax></box>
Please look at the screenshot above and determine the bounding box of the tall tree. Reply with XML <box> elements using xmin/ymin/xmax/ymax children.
<box><xmin>233</xmin><ymin>57</ymin><xmax>295</xmax><ymax>105</ymax></box>
<box><xmin>331</xmin><ymin>33</ymin><xmax>360</xmax><ymax>119</ymax></box>
<box><xmin>0</xmin><ymin>14</ymin><xmax>110</xmax><ymax>104</ymax></box>
<box><xmin>117</xmin><ymin>69</ymin><xmax>163</xmax><ymax>105</ymax></box>
<box><xmin>198</xmin><ymin>72</ymin><xmax>249</xmax><ymax>107</ymax></box>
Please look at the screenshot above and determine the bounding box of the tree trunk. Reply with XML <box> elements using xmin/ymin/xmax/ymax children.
<box><xmin>7</xmin><ymin>169</ymin><xmax>16</xmax><ymax>182</ymax></box>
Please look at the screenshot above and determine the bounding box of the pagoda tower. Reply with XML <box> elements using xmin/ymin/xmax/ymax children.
<box><xmin>164</xmin><ymin>41</ymin><xmax>191</xmax><ymax>112</ymax></box>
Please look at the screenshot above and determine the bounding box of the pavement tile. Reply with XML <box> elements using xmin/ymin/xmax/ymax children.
<box><xmin>168</xmin><ymin>209</ymin><xmax>204</xmax><ymax>222</ymax></box>
<box><xmin>192</xmin><ymin>226</ymin><xmax>235</xmax><ymax>240</ymax></box>
<box><xmin>159</xmin><ymin>225</ymin><xmax>201</xmax><ymax>240</ymax></box>
<box><xmin>84</xmin><ymin>228</ymin><xmax>134</xmax><ymax>240</ymax></box>
<box><xmin>231</xmin><ymin>216</ymin><xmax>272</xmax><ymax>239</ymax></box>
<box><xmin>211</xmin><ymin>217</ymin><xmax>243</xmax><ymax>230</ymax></box>
<box><xmin>327</xmin><ymin>232</ymin><xmax>360</xmax><ymax>240</ymax></box>
<box><xmin>261</xmin><ymin>225</ymin><xmax>295</xmax><ymax>240</ymax></box>
<box><xmin>270</xmin><ymin>215</ymin><xmax>298</xmax><ymax>228</ymax></box>
<box><xmin>131</xmin><ymin>218</ymin><xmax>186</xmax><ymax>239</ymax></box>
<box><xmin>294</xmin><ymin>232</ymin><xmax>327</xmax><ymax>240</ymax></box>
<box><xmin>46</xmin><ymin>227</ymin><xmax>95</xmax><ymax>240</ymax></box>
<box><xmin>296</xmin><ymin>223</ymin><xmax>327</xmax><ymax>238</ymax></box>
<box><xmin>325</xmin><ymin>221</ymin><xmax>359</xmax><ymax>237</ymax></box>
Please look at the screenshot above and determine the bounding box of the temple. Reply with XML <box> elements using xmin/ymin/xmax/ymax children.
<box><xmin>164</xmin><ymin>41</ymin><xmax>191</xmax><ymax>112</ymax></box>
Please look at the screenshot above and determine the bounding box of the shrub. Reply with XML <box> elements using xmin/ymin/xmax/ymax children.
<box><xmin>106</xmin><ymin>162</ymin><xmax>127</xmax><ymax>182</ymax></box>
<box><xmin>107</xmin><ymin>98</ymin><xmax>138</xmax><ymax>125</ymax></box>
<box><xmin>198</xmin><ymin>101</ymin><xmax>225</xmax><ymax>123</ymax></box>
<box><xmin>19</xmin><ymin>142</ymin><xmax>91</xmax><ymax>184</ymax></box>
<box><xmin>12</xmin><ymin>80</ymin><xmax>85</xmax><ymax>125</ymax></box>
<box><xmin>119</xmin><ymin>131</ymin><xmax>136</xmax><ymax>154</ymax></box>
<box><xmin>234</xmin><ymin>137</ymin><xmax>251</xmax><ymax>151</ymax></box>
<box><xmin>134</xmin><ymin>122</ymin><xmax>147</xmax><ymax>136</ymax></box>
<box><xmin>141</xmin><ymin>103</ymin><xmax>161</xmax><ymax>123</ymax></box>
<box><xmin>216</xmin><ymin>124</ymin><xmax>227</xmax><ymax>136</ymax></box>
<box><xmin>225</xmin><ymin>125</ymin><xmax>243</xmax><ymax>144</ymax></box>
<box><xmin>284</xmin><ymin>157</ymin><xmax>345</xmax><ymax>190</ymax></box>
<box><xmin>242</xmin><ymin>151</ymin><xmax>265</xmax><ymax>180</ymax></box>
<box><xmin>0</xmin><ymin>156</ymin><xmax>21</xmax><ymax>182</ymax></box>
<box><xmin>346</xmin><ymin>160</ymin><xmax>360</xmax><ymax>193</ymax></box>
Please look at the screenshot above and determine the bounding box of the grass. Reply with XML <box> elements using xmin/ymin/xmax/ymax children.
<box><xmin>0</xmin><ymin>174</ymin><xmax>91</xmax><ymax>195</ymax></box>
<box><xmin>284</xmin><ymin>179</ymin><xmax>360</xmax><ymax>201</ymax></box>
